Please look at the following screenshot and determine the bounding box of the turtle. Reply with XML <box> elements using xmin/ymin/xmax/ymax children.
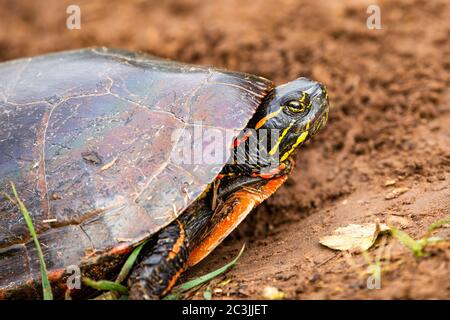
<box><xmin>0</xmin><ymin>47</ymin><xmax>329</xmax><ymax>299</ymax></box>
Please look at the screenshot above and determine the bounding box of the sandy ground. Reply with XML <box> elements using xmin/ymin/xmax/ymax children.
<box><xmin>0</xmin><ymin>0</ymin><xmax>449</xmax><ymax>299</ymax></box>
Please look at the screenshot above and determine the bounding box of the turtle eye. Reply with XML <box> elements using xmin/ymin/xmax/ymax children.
<box><xmin>285</xmin><ymin>93</ymin><xmax>311</xmax><ymax>114</ymax></box>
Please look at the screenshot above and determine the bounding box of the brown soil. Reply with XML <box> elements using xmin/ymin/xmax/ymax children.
<box><xmin>1</xmin><ymin>0</ymin><xmax>449</xmax><ymax>299</ymax></box>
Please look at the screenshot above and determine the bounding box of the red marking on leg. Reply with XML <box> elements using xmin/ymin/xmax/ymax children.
<box><xmin>187</xmin><ymin>174</ymin><xmax>289</xmax><ymax>266</ymax></box>
<box><xmin>251</xmin><ymin>162</ymin><xmax>287</xmax><ymax>179</ymax></box>
<box><xmin>47</xmin><ymin>268</ymin><xmax>65</xmax><ymax>282</ymax></box>
<box><xmin>233</xmin><ymin>131</ymin><xmax>253</xmax><ymax>148</ymax></box>
<box><xmin>109</xmin><ymin>243</ymin><xmax>133</xmax><ymax>255</ymax></box>
<box><xmin>167</xmin><ymin>220</ymin><xmax>185</xmax><ymax>260</ymax></box>
<box><xmin>161</xmin><ymin>268</ymin><xmax>184</xmax><ymax>296</ymax></box>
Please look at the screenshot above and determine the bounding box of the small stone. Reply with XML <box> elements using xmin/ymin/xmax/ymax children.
<box><xmin>51</xmin><ymin>192</ymin><xmax>62</xmax><ymax>200</ymax></box>
<box><xmin>262</xmin><ymin>286</ymin><xmax>285</xmax><ymax>300</ymax></box>
<box><xmin>309</xmin><ymin>273</ymin><xmax>321</xmax><ymax>283</ymax></box>
<box><xmin>384</xmin><ymin>179</ymin><xmax>397</xmax><ymax>187</ymax></box>
<box><xmin>385</xmin><ymin>187</ymin><xmax>410</xmax><ymax>200</ymax></box>
<box><xmin>81</xmin><ymin>151</ymin><xmax>102</xmax><ymax>165</ymax></box>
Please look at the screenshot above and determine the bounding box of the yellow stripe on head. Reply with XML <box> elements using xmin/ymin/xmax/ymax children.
<box><xmin>299</xmin><ymin>92</ymin><xmax>306</xmax><ymax>102</ymax></box>
<box><xmin>268</xmin><ymin>120</ymin><xmax>294</xmax><ymax>156</ymax></box>
<box><xmin>280</xmin><ymin>130</ymin><xmax>308</xmax><ymax>162</ymax></box>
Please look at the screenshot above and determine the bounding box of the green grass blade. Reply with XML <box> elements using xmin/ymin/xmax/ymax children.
<box><xmin>419</xmin><ymin>215</ymin><xmax>450</xmax><ymax>248</ymax></box>
<box><xmin>115</xmin><ymin>241</ymin><xmax>147</xmax><ymax>284</ymax></box>
<box><xmin>91</xmin><ymin>240</ymin><xmax>147</xmax><ymax>299</ymax></box>
<box><xmin>8</xmin><ymin>182</ymin><xmax>53</xmax><ymax>300</ymax></box>
<box><xmin>83</xmin><ymin>278</ymin><xmax>128</xmax><ymax>295</ymax></box>
<box><xmin>390</xmin><ymin>226</ymin><xmax>423</xmax><ymax>257</ymax></box>
<box><xmin>165</xmin><ymin>243</ymin><xmax>246</xmax><ymax>300</ymax></box>
<box><xmin>426</xmin><ymin>216</ymin><xmax>450</xmax><ymax>235</ymax></box>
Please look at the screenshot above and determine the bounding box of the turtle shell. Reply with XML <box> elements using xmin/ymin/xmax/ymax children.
<box><xmin>0</xmin><ymin>48</ymin><xmax>273</xmax><ymax>297</ymax></box>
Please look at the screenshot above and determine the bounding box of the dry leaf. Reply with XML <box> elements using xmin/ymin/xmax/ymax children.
<box><xmin>319</xmin><ymin>223</ymin><xmax>390</xmax><ymax>252</ymax></box>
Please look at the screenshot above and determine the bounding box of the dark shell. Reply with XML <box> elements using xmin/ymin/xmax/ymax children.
<box><xmin>0</xmin><ymin>48</ymin><xmax>272</xmax><ymax>295</ymax></box>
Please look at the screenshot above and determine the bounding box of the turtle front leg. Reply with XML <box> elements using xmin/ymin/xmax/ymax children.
<box><xmin>128</xmin><ymin>201</ymin><xmax>213</xmax><ymax>300</ymax></box>
<box><xmin>128</xmin><ymin>220</ymin><xmax>189</xmax><ymax>300</ymax></box>
<box><xmin>128</xmin><ymin>161</ymin><xmax>292</xmax><ymax>299</ymax></box>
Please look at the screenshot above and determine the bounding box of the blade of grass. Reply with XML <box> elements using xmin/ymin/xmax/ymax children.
<box><xmin>419</xmin><ymin>215</ymin><xmax>450</xmax><ymax>248</ymax></box>
<box><xmin>115</xmin><ymin>241</ymin><xmax>147</xmax><ymax>284</ymax></box>
<box><xmin>82</xmin><ymin>278</ymin><xmax>128</xmax><ymax>295</ymax></box>
<box><xmin>97</xmin><ymin>240</ymin><xmax>148</xmax><ymax>300</ymax></box>
<box><xmin>6</xmin><ymin>182</ymin><xmax>53</xmax><ymax>300</ymax></box>
<box><xmin>425</xmin><ymin>216</ymin><xmax>450</xmax><ymax>237</ymax></box>
<box><xmin>90</xmin><ymin>240</ymin><xmax>147</xmax><ymax>300</ymax></box>
<box><xmin>390</xmin><ymin>216</ymin><xmax>450</xmax><ymax>258</ymax></box>
<box><xmin>389</xmin><ymin>226</ymin><xmax>424</xmax><ymax>257</ymax></box>
<box><xmin>165</xmin><ymin>243</ymin><xmax>246</xmax><ymax>300</ymax></box>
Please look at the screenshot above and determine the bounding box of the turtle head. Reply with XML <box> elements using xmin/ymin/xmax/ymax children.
<box><xmin>250</xmin><ymin>77</ymin><xmax>329</xmax><ymax>163</ymax></box>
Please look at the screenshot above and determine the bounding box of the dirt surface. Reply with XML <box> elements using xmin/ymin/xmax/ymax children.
<box><xmin>1</xmin><ymin>0</ymin><xmax>449</xmax><ymax>299</ymax></box>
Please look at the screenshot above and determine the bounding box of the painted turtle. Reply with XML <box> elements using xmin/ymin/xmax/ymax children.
<box><xmin>0</xmin><ymin>48</ymin><xmax>329</xmax><ymax>299</ymax></box>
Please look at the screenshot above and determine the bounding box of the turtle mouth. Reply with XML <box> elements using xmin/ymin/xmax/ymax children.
<box><xmin>309</xmin><ymin>83</ymin><xmax>330</xmax><ymax>137</ymax></box>
<box><xmin>311</xmin><ymin>107</ymin><xmax>329</xmax><ymax>136</ymax></box>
